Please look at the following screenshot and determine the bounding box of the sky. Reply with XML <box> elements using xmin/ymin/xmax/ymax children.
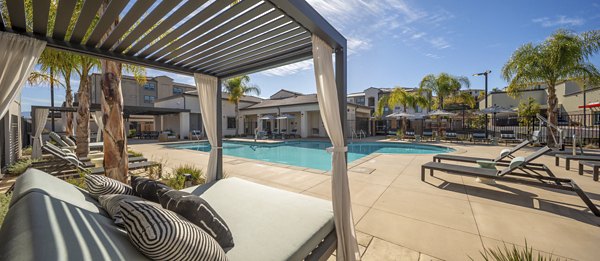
<box><xmin>19</xmin><ymin>0</ymin><xmax>600</xmax><ymax>112</ymax></box>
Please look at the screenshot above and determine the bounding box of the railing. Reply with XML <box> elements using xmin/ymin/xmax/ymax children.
<box><xmin>536</xmin><ymin>113</ymin><xmax>563</xmax><ymax>149</ymax></box>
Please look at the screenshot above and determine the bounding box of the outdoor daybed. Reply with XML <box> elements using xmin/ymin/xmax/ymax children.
<box><xmin>0</xmin><ymin>169</ymin><xmax>336</xmax><ymax>260</ymax></box>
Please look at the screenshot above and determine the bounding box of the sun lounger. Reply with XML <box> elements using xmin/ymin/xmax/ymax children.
<box><xmin>404</xmin><ymin>130</ymin><xmax>416</xmax><ymax>140</ymax></box>
<box><xmin>578</xmin><ymin>161</ymin><xmax>600</xmax><ymax>181</ymax></box>
<box><xmin>499</xmin><ymin>130</ymin><xmax>522</xmax><ymax>146</ymax></box>
<box><xmin>555</xmin><ymin>154</ymin><xmax>600</xmax><ymax>170</ymax></box>
<box><xmin>433</xmin><ymin>139</ymin><xmax>533</xmax><ymax>164</ymax></box>
<box><xmin>422</xmin><ymin>147</ymin><xmax>600</xmax><ymax>217</ymax></box>
<box><xmin>471</xmin><ymin>131</ymin><xmax>488</xmax><ymax>143</ymax></box>
<box><xmin>422</xmin><ymin>130</ymin><xmax>433</xmax><ymax>141</ymax></box>
<box><xmin>444</xmin><ymin>131</ymin><xmax>459</xmax><ymax>142</ymax></box>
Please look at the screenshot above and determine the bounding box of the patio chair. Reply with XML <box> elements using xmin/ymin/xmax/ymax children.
<box><xmin>444</xmin><ymin>131</ymin><xmax>459</xmax><ymax>143</ymax></box>
<box><xmin>422</xmin><ymin>146</ymin><xmax>600</xmax><ymax>217</ymax></box>
<box><xmin>404</xmin><ymin>130</ymin><xmax>416</xmax><ymax>140</ymax></box>
<box><xmin>290</xmin><ymin>129</ymin><xmax>300</xmax><ymax>138</ymax></box>
<box><xmin>471</xmin><ymin>131</ymin><xmax>488</xmax><ymax>143</ymax></box>
<box><xmin>578</xmin><ymin>161</ymin><xmax>600</xmax><ymax>181</ymax></box>
<box><xmin>555</xmin><ymin>154</ymin><xmax>600</xmax><ymax>170</ymax></box>
<box><xmin>50</xmin><ymin>132</ymin><xmax>103</xmax><ymax>151</ymax></box>
<box><xmin>422</xmin><ymin>129</ymin><xmax>433</xmax><ymax>141</ymax></box>
<box><xmin>499</xmin><ymin>130</ymin><xmax>521</xmax><ymax>146</ymax></box>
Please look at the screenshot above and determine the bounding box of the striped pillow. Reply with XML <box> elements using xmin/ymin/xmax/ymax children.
<box><xmin>131</xmin><ymin>176</ymin><xmax>172</xmax><ymax>203</ymax></box>
<box><xmin>158</xmin><ymin>189</ymin><xmax>234</xmax><ymax>251</ymax></box>
<box><xmin>85</xmin><ymin>175</ymin><xmax>134</xmax><ymax>199</ymax></box>
<box><xmin>119</xmin><ymin>201</ymin><xmax>228</xmax><ymax>261</ymax></box>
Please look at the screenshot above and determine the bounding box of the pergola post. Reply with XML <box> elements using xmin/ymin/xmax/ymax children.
<box><xmin>335</xmin><ymin>47</ymin><xmax>348</xmax><ymax>148</ymax></box>
<box><xmin>216</xmin><ymin>77</ymin><xmax>224</xmax><ymax>180</ymax></box>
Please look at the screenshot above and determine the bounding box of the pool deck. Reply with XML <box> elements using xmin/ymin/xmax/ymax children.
<box><xmin>130</xmin><ymin>138</ymin><xmax>600</xmax><ymax>261</ymax></box>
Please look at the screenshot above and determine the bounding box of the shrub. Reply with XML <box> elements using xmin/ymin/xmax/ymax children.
<box><xmin>7</xmin><ymin>158</ymin><xmax>35</xmax><ymax>176</ymax></box>
<box><xmin>65</xmin><ymin>171</ymin><xmax>88</xmax><ymax>190</ymax></box>
<box><xmin>22</xmin><ymin>146</ymin><xmax>32</xmax><ymax>156</ymax></box>
<box><xmin>0</xmin><ymin>193</ymin><xmax>11</xmax><ymax>226</ymax></box>
<box><xmin>127</xmin><ymin>149</ymin><xmax>143</xmax><ymax>157</ymax></box>
<box><xmin>166</xmin><ymin>165</ymin><xmax>205</xmax><ymax>190</ymax></box>
<box><xmin>474</xmin><ymin>241</ymin><xmax>561</xmax><ymax>261</ymax></box>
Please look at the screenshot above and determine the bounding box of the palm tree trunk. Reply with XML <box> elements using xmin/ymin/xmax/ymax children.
<box><xmin>402</xmin><ymin>107</ymin><xmax>407</xmax><ymax>135</ymax></box>
<box><xmin>76</xmin><ymin>76</ymin><xmax>90</xmax><ymax>157</ymax></box>
<box><xmin>235</xmin><ymin>102</ymin><xmax>239</xmax><ymax>136</ymax></box>
<box><xmin>547</xmin><ymin>84</ymin><xmax>558</xmax><ymax>147</ymax></box>
<box><xmin>65</xmin><ymin>71</ymin><xmax>74</xmax><ymax>137</ymax></box>
<box><xmin>100</xmin><ymin>59</ymin><xmax>128</xmax><ymax>183</ymax></box>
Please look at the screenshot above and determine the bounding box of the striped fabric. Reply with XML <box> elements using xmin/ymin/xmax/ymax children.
<box><xmin>85</xmin><ymin>175</ymin><xmax>135</xmax><ymax>198</ymax></box>
<box><xmin>120</xmin><ymin>201</ymin><xmax>228</xmax><ymax>261</ymax></box>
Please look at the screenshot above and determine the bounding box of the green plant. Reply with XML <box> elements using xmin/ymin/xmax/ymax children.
<box><xmin>166</xmin><ymin>165</ymin><xmax>205</xmax><ymax>190</ymax></box>
<box><xmin>21</xmin><ymin>146</ymin><xmax>32</xmax><ymax>156</ymax></box>
<box><xmin>128</xmin><ymin>129</ymin><xmax>137</xmax><ymax>138</ymax></box>
<box><xmin>473</xmin><ymin>241</ymin><xmax>562</xmax><ymax>261</ymax></box>
<box><xmin>517</xmin><ymin>97</ymin><xmax>540</xmax><ymax>127</ymax></box>
<box><xmin>502</xmin><ymin>29</ymin><xmax>600</xmax><ymax>146</ymax></box>
<box><xmin>127</xmin><ymin>149</ymin><xmax>143</xmax><ymax>157</ymax></box>
<box><xmin>0</xmin><ymin>193</ymin><xmax>11</xmax><ymax>226</ymax></box>
<box><xmin>223</xmin><ymin>75</ymin><xmax>260</xmax><ymax>136</ymax></box>
<box><xmin>7</xmin><ymin>158</ymin><xmax>35</xmax><ymax>176</ymax></box>
<box><xmin>471</xmin><ymin>114</ymin><xmax>487</xmax><ymax>129</ymax></box>
<box><xmin>65</xmin><ymin>171</ymin><xmax>88</xmax><ymax>190</ymax></box>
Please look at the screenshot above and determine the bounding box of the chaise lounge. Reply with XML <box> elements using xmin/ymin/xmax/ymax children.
<box><xmin>0</xmin><ymin>169</ymin><xmax>337</xmax><ymax>260</ymax></box>
<box><xmin>579</xmin><ymin>161</ymin><xmax>600</xmax><ymax>181</ymax></box>
<box><xmin>421</xmin><ymin>147</ymin><xmax>600</xmax><ymax>217</ymax></box>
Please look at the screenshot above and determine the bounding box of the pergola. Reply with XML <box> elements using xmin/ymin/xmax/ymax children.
<box><xmin>1</xmin><ymin>0</ymin><xmax>357</xmax><ymax>259</ymax></box>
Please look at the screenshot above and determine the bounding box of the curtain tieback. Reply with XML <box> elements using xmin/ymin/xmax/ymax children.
<box><xmin>326</xmin><ymin>146</ymin><xmax>347</xmax><ymax>153</ymax></box>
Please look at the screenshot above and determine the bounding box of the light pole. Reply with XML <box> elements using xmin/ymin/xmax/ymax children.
<box><xmin>474</xmin><ymin>70</ymin><xmax>491</xmax><ymax>138</ymax></box>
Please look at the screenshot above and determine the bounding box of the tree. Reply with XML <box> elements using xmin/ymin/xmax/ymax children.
<box><xmin>502</xmin><ymin>29</ymin><xmax>600</xmax><ymax>145</ymax></box>
<box><xmin>74</xmin><ymin>55</ymin><xmax>100</xmax><ymax>158</ymax></box>
<box><xmin>223</xmin><ymin>75</ymin><xmax>260</xmax><ymax>136</ymax></box>
<box><xmin>374</xmin><ymin>88</ymin><xmax>422</xmax><ymax>135</ymax></box>
<box><xmin>419</xmin><ymin>73</ymin><xmax>470</xmax><ymax>111</ymax></box>
<box><xmin>517</xmin><ymin>97</ymin><xmax>540</xmax><ymax>127</ymax></box>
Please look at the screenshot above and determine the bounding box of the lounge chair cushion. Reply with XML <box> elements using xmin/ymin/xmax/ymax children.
<box><xmin>182</xmin><ymin>177</ymin><xmax>334</xmax><ymax>261</ymax></box>
<box><xmin>85</xmin><ymin>175</ymin><xmax>135</xmax><ymax>199</ymax></box>
<box><xmin>0</xmin><ymin>192</ymin><xmax>149</xmax><ymax>261</ymax></box>
<box><xmin>10</xmin><ymin>168</ymin><xmax>106</xmax><ymax>216</ymax></box>
<box><xmin>62</xmin><ymin>135</ymin><xmax>76</xmax><ymax>146</ymax></box>
<box><xmin>119</xmin><ymin>201</ymin><xmax>227</xmax><ymax>261</ymax></box>
<box><xmin>499</xmin><ymin>148</ymin><xmax>511</xmax><ymax>158</ymax></box>
<box><xmin>476</xmin><ymin>160</ymin><xmax>497</xmax><ymax>169</ymax></box>
<box><xmin>509</xmin><ymin>157</ymin><xmax>526</xmax><ymax>169</ymax></box>
<box><xmin>500</xmin><ymin>133</ymin><xmax>515</xmax><ymax>139</ymax></box>
<box><xmin>158</xmin><ymin>189</ymin><xmax>234</xmax><ymax>250</ymax></box>
<box><xmin>131</xmin><ymin>176</ymin><xmax>172</xmax><ymax>203</ymax></box>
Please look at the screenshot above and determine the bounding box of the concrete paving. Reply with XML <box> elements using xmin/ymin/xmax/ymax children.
<box><xmin>131</xmin><ymin>138</ymin><xmax>600</xmax><ymax>261</ymax></box>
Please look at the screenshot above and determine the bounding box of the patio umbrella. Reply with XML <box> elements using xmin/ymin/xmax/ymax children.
<box><xmin>258</xmin><ymin>115</ymin><xmax>275</xmax><ymax>120</ymax></box>
<box><xmin>276</xmin><ymin>114</ymin><xmax>295</xmax><ymax>134</ymax></box>
<box><xmin>428</xmin><ymin>110</ymin><xmax>456</xmax><ymax>137</ymax></box>
<box><xmin>479</xmin><ymin>106</ymin><xmax>515</xmax><ymax>135</ymax></box>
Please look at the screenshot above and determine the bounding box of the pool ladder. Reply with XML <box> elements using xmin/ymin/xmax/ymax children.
<box><xmin>352</xmin><ymin>129</ymin><xmax>366</xmax><ymax>141</ymax></box>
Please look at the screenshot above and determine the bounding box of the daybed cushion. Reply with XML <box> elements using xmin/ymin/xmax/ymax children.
<box><xmin>10</xmin><ymin>168</ymin><xmax>106</xmax><ymax>216</ymax></box>
<box><xmin>181</xmin><ymin>177</ymin><xmax>334</xmax><ymax>261</ymax></box>
<box><xmin>0</xmin><ymin>192</ymin><xmax>149</xmax><ymax>260</ymax></box>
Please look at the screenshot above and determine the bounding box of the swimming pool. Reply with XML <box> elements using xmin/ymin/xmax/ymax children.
<box><xmin>171</xmin><ymin>141</ymin><xmax>454</xmax><ymax>171</ymax></box>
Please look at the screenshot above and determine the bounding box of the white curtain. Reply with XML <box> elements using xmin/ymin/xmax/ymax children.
<box><xmin>32</xmin><ymin>108</ymin><xmax>49</xmax><ymax>159</ymax></box>
<box><xmin>312</xmin><ymin>35</ymin><xmax>360</xmax><ymax>261</ymax></box>
<box><xmin>193</xmin><ymin>73</ymin><xmax>219</xmax><ymax>183</ymax></box>
<box><xmin>92</xmin><ymin>111</ymin><xmax>104</xmax><ymax>142</ymax></box>
<box><xmin>0</xmin><ymin>32</ymin><xmax>46</xmax><ymax>118</ymax></box>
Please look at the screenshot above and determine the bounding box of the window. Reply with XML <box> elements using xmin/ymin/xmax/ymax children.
<box><xmin>594</xmin><ymin>112</ymin><xmax>600</xmax><ymax>125</ymax></box>
<box><xmin>143</xmin><ymin>82</ymin><xmax>156</xmax><ymax>90</ymax></box>
<box><xmin>173</xmin><ymin>87</ymin><xmax>183</xmax><ymax>94</ymax></box>
<box><xmin>356</xmin><ymin>97</ymin><xmax>365</xmax><ymax>105</ymax></box>
<box><xmin>227</xmin><ymin>117</ymin><xmax>236</xmax><ymax>129</ymax></box>
<box><xmin>368</xmin><ymin>97</ymin><xmax>375</xmax><ymax>107</ymax></box>
<box><xmin>144</xmin><ymin>95</ymin><xmax>156</xmax><ymax>103</ymax></box>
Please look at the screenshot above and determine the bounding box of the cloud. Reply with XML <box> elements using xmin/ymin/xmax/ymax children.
<box><xmin>532</xmin><ymin>16</ymin><xmax>584</xmax><ymax>27</ymax></box>
<box><xmin>259</xmin><ymin>60</ymin><xmax>314</xmax><ymax>77</ymax></box>
<box><xmin>347</xmin><ymin>37</ymin><xmax>372</xmax><ymax>55</ymax></box>
<box><xmin>425</xmin><ymin>53</ymin><xmax>441</xmax><ymax>59</ymax></box>
<box><xmin>428</xmin><ymin>37</ymin><xmax>450</xmax><ymax>49</ymax></box>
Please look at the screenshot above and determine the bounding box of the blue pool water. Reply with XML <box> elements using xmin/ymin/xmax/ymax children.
<box><xmin>172</xmin><ymin>141</ymin><xmax>454</xmax><ymax>171</ymax></box>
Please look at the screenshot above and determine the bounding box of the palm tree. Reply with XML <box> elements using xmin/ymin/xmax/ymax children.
<box><xmin>502</xmin><ymin>29</ymin><xmax>600</xmax><ymax>145</ymax></box>
<box><xmin>73</xmin><ymin>55</ymin><xmax>100</xmax><ymax>158</ymax></box>
<box><xmin>223</xmin><ymin>75</ymin><xmax>260</xmax><ymax>136</ymax></box>
<box><xmin>419</xmin><ymin>73</ymin><xmax>470</xmax><ymax>111</ymax></box>
<box><xmin>374</xmin><ymin>88</ymin><xmax>423</xmax><ymax>136</ymax></box>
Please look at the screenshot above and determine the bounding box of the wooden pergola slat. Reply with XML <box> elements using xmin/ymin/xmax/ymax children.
<box><xmin>52</xmin><ymin>0</ymin><xmax>77</xmax><ymax>40</ymax></box>
<box><xmin>208</xmin><ymin>37</ymin><xmax>311</xmax><ymax>74</ymax></box>
<box><xmin>70</xmin><ymin>0</ymin><xmax>103</xmax><ymax>43</ymax></box>
<box><xmin>186</xmin><ymin>23</ymin><xmax>299</xmax><ymax>69</ymax></box>
<box><xmin>85</xmin><ymin>0</ymin><xmax>129</xmax><ymax>47</ymax></box>
<box><xmin>32</xmin><ymin>0</ymin><xmax>51</xmax><ymax>35</ymax></box>
<box><xmin>124</xmin><ymin>0</ymin><xmax>209</xmax><ymax>55</ymax></box>
<box><xmin>112</xmin><ymin>0</ymin><xmax>183</xmax><ymax>53</ymax></box>
<box><xmin>5</xmin><ymin>0</ymin><xmax>26</xmax><ymax>32</ymax></box>
<box><xmin>98</xmin><ymin>0</ymin><xmax>156</xmax><ymax>50</ymax></box>
<box><xmin>137</xmin><ymin>0</ymin><xmax>237</xmax><ymax>58</ymax></box>
<box><xmin>167</xmin><ymin>7</ymin><xmax>284</xmax><ymax>65</ymax></box>
<box><xmin>200</xmin><ymin>30</ymin><xmax>309</xmax><ymax>71</ymax></box>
